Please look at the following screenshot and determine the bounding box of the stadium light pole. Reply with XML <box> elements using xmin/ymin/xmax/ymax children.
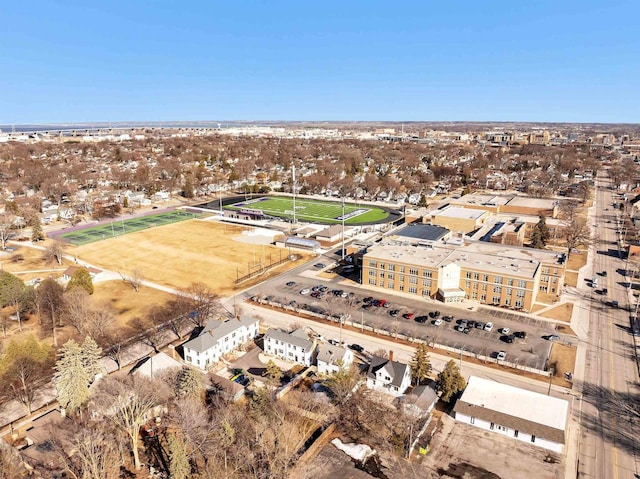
<box><xmin>341</xmin><ymin>196</ymin><xmax>345</xmax><ymax>260</ymax></box>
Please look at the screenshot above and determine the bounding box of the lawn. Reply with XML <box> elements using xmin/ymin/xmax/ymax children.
<box><xmin>0</xmin><ymin>241</ymin><xmax>72</xmax><ymax>282</ymax></box>
<box><xmin>540</xmin><ymin>302</ymin><xmax>574</xmax><ymax>322</ymax></box>
<box><xmin>565</xmin><ymin>271</ymin><xmax>578</xmax><ymax>287</ymax></box>
<box><xmin>59</xmin><ymin>210</ymin><xmax>201</xmax><ymax>245</ymax></box>
<box><xmin>91</xmin><ymin>280</ymin><xmax>177</xmax><ymax>328</ymax></box>
<box><xmin>566</xmin><ymin>251</ymin><xmax>587</xmax><ymax>271</ymax></box>
<box><xmin>75</xmin><ymin>220</ymin><xmax>312</xmax><ymax>295</ymax></box>
<box><xmin>225</xmin><ymin>196</ymin><xmax>389</xmax><ymax>224</ymax></box>
<box><xmin>548</xmin><ymin>342</ymin><xmax>577</xmax><ymax>388</ymax></box>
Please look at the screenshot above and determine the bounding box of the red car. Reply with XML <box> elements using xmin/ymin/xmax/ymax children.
<box><xmin>403</xmin><ymin>312</ymin><xmax>415</xmax><ymax>320</ymax></box>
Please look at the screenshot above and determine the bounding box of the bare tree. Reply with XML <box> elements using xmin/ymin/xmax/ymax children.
<box><xmin>120</xmin><ymin>267</ymin><xmax>144</xmax><ymax>292</ymax></box>
<box><xmin>37</xmin><ymin>277</ymin><xmax>65</xmax><ymax>346</ymax></box>
<box><xmin>0</xmin><ymin>214</ymin><xmax>15</xmax><ymax>251</ymax></box>
<box><xmin>63</xmin><ymin>287</ymin><xmax>92</xmax><ymax>335</ymax></box>
<box><xmin>184</xmin><ymin>282</ymin><xmax>223</xmax><ymax>327</ymax></box>
<box><xmin>565</xmin><ymin>216</ymin><xmax>592</xmax><ymax>257</ymax></box>
<box><xmin>92</xmin><ymin>376</ymin><xmax>169</xmax><ymax>471</ymax></box>
<box><xmin>44</xmin><ymin>240</ymin><xmax>66</xmax><ymax>265</ymax></box>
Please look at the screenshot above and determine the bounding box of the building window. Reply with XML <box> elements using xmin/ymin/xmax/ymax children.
<box><xmin>472</xmin><ymin>292</ymin><xmax>478</xmax><ymax>299</ymax></box>
<box><xmin>506</xmin><ymin>288</ymin><xmax>512</xmax><ymax>296</ymax></box>
<box><xmin>466</xmin><ymin>271</ymin><xmax>472</xmax><ymax>279</ymax></box>
<box><xmin>409</xmin><ymin>268</ymin><xmax>418</xmax><ymax>275</ymax></box>
<box><xmin>483</xmin><ymin>274</ymin><xmax>489</xmax><ymax>282</ymax></box>
<box><xmin>507</xmin><ymin>278</ymin><xmax>514</xmax><ymax>286</ymax></box>
<box><xmin>473</xmin><ymin>272</ymin><xmax>479</xmax><ymax>280</ymax></box>
<box><xmin>423</xmin><ymin>270</ymin><xmax>432</xmax><ymax>278</ymax></box>
<box><xmin>400</xmin><ymin>275</ymin><xmax>405</xmax><ymax>282</ymax></box>
<box><xmin>482</xmin><ymin>284</ymin><xmax>488</xmax><ymax>291</ymax></box>
<box><xmin>380</xmin><ymin>273</ymin><xmax>385</xmax><ymax>279</ymax></box>
<box><xmin>492</xmin><ymin>296</ymin><xmax>500</xmax><ymax>304</ymax></box>
<box><xmin>493</xmin><ymin>286</ymin><xmax>502</xmax><ymax>294</ymax></box>
<box><xmin>490</xmin><ymin>422</ymin><xmax>495</xmax><ymax>430</ymax></box>
<box><xmin>388</xmin><ymin>273</ymin><xmax>394</xmax><ymax>280</ymax></box>
<box><xmin>369</xmin><ymin>269</ymin><xmax>376</xmax><ymax>276</ymax></box>
<box><xmin>399</xmin><ymin>266</ymin><xmax>405</xmax><ymax>273</ymax></box>
<box><xmin>494</xmin><ymin>276</ymin><xmax>502</xmax><ymax>284</ymax></box>
<box><xmin>408</xmin><ymin>287</ymin><xmax>417</xmax><ymax>294</ymax></box>
<box><xmin>465</xmin><ymin>281</ymin><xmax>471</xmax><ymax>289</ymax></box>
<box><xmin>516</xmin><ymin>289</ymin><xmax>525</xmax><ymax>298</ymax></box>
<box><xmin>422</xmin><ymin>279</ymin><xmax>431</xmax><ymax>287</ymax></box>
<box><xmin>514</xmin><ymin>430</ymin><xmax>519</xmax><ymax>438</ymax></box>
<box><xmin>380</xmin><ymin>263</ymin><xmax>385</xmax><ymax>270</ymax></box>
<box><xmin>369</xmin><ymin>261</ymin><xmax>377</xmax><ymax>268</ymax></box>
<box><xmin>399</xmin><ymin>285</ymin><xmax>404</xmax><ymax>291</ymax></box>
<box><xmin>388</xmin><ymin>264</ymin><xmax>395</xmax><ymax>271</ymax></box>
<box><xmin>409</xmin><ymin>277</ymin><xmax>417</xmax><ymax>284</ymax></box>
<box><xmin>518</xmin><ymin>280</ymin><xmax>526</xmax><ymax>288</ymax></box>
<box><xmin>481</xmin><ymin>294</ymin><xmax>487</xmax><ymax>302</ymax></box>
<box><xmin>531</xmin><ymin>435</ymin><xmax>536</xmax><ymax>443</ymax></box>
<box><xmin>368</xmin><ymin>279</ymin><xmax>377</xmax><ymax>285</ymax></box>
<box><xmin>387</xmin><ymin>282</ymin><xmax>394</xmax><ymax>289</ymax></box>
<box><xmin>515</xmin><ymin>300</ymin><xmax>524</xmax><ymax>308</ymax></box>
<box><xmin>505</xmin><ymin>298</ymin><xmax>511</xmax><ymax>306</ymax></box>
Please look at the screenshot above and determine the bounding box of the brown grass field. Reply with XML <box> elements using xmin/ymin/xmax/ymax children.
<box><xmin>75</xmin><ymin>220</ymin><xmax>313</xmax><ymax>295</ymax></box>
<box><xmin>91</xmin><ymin>280</ymin><xmax>176</xmax><ymax>327</ymax></box>
<box><xmin>540</xmin><ymin>302</ymin><xmax>574</xmax><ymax>322</ymax></box>
<box><xmin>548</xmin><ymin>342</ymin><xmax>577</xmax><ymax>388</ymax></box>
<box><xmin>0</xmin><ymin>241</ymin><xmax>72</xmax><ymax>282</ymax></box>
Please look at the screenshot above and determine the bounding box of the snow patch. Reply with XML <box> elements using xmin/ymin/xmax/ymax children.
<box><xmin>331</xmin><ymin>438</ymin><xmax>376</xmax><ymax>463</ymax></box>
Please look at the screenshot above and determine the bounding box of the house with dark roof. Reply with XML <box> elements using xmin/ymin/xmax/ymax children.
<box><xmin>453</xmin><ymin>376</ymin><xmax>568</xmax><ymax>453</ymax></box>
<box><xmin>316</xmin><ymin>344</ymin><xmax>354</xmax><ymax>375</ymax></box>
<box><xmin>183</xmin><ymin>316</ymin><xmax>259</xmax><ymax>370</ymax></box>
<box><xmin>365</xmin><ymin>357</ymin><xmax>411</xmax><ymax>397</ymax></box>
<box><xmin>263</xmin><ymin>328</ymin><xmax>316</xmax><ymax>366</ymax></box>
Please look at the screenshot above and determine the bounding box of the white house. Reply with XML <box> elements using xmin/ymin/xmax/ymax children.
<box><xmin>263</xmin><ymin>328</ymin><xmax>316</xmax><ymax>366</ymax></box>
<box><xmin>453</xmin><ymin>376</ymin><xmax>568</xmax><ymax>453</ymax></box>
<box><xmin>316</xmin><ymin>344</ymin><xmax>354</xmax><ymax>375</ymax></box>
<box><xmin>132</xmin><ymin>352</ymin><xmax>182</xmax><ymax>379</ymax></box>
<box><xmin>183</xmin><ymin>316</ymin><xmax>259</xmax><ymax>370</ymax></box>
<box><xmin>366</xmin><ymin>357</ymin><xmax>411</xmax><ymax>397</ymax></box>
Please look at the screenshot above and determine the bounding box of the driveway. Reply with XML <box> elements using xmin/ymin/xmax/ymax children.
<box><xmin>229</xmin><ymin>347</ymin><xmax>268</xmax><ymax>378</ymax></box>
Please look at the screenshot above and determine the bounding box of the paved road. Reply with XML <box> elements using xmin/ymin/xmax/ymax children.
<box><xmin>577</xmin><ymin>172</ymin><xmax>640</xmax><ymax>479</ymax></box>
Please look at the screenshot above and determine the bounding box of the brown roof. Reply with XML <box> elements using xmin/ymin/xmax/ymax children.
<box><xmin>63</xmin><ymin>265</ymin><xmax>101</xmax><ymax>276</ymax></box>
<box><xmin>453</xmin><ymin>400</ymin><xmax>565</xmax><ymax>444</ymax></box>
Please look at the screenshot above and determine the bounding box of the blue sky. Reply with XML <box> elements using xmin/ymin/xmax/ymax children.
<box><xmin>1</xmin><ymin>1</ymin><xmax>638</xmax><ymax>123</ymax></box>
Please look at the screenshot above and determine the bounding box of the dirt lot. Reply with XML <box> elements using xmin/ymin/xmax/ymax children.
<box><xmin>294</xmin><ymin>415</ymin><xmax>564</xmax><ymax>479</ymax></box>
<box><xmin>75</xmin><ymin>220</ymin><xmax>313</xmax><ymax>295</ymax></box>
<box><xmin>540</xmin><ymin>303</ymin><xmax>574</xmax><ymax>322</ymax></box>
<box><xmin>91</xmin><ymin>280</ymin><xmax>176</xmax><ymax>327</ymax></box>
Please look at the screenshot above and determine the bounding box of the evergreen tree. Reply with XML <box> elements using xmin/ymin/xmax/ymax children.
<box><xmin>176</xmin><ymin>366</ymin><xmax>202</xmax><ymax>398</ymax></box>
<box><xmin>30</xmin><ymin>216</ymin><xmax>44</xmax><ymax>242</ymax></box>
<box><xmin>417</xmin><ymin>194</ymin><xmax>428</xmax><ymax>207</ymax></box>
<box><xmin>81</xmin><ymin>336</ymin><xmax>104</xmax><ymax>382</ymax></box>
<box><xmin>168</xmin><ymin>434</ymin><xmax>191</xmax><ymax>479</ymax></box>
<box><xmin>264</xmin><ymin>360</ymin><xmax>283</xmax><ymax>388</ymax></box>
<box><xmin>435</xmin><ymin>360</ymin><xmax>467</xmax><ymax>403</ymax></box>
<box><xmin>410</xmin><ymin>343</ymin><xmax>432</xmax><ymax>385</ymax></box>
<box><xmin>54</xmin><ymin>339</ymin><xmax>91</xmax><ymax>414</ymax></box>
<box><xmin>66</xmin><ymin>267</ymin><xmax>94</xmax><ymax>295</ymax></box>
<box><xmin>530</xmin><ymin>215</ymin><xmax>550</xmax><ymax>249</ymax></box>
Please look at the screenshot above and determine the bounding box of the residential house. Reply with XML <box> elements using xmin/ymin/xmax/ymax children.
<box><xmin>453</xmin><ymin>376</ymin><xmax>568</xmax><ymax>453</ymax></box>
<box><xmin>366</xmin><ymin>356</ymin><xmax>411</xmax><ymax>397</ymax></box>
<box><xmin>62</xmin><ymin>265</ymin><xmax>102</xmax><ymax>281</ymax></box>
<box><xmin>132</xmin><ymin>352</ymin><xmax>182</xmax><ymax>379</ymax></box>
<box><xmin>183</xmin><ymin>316</ymin><xmax>259</xmax><ymax>370</ymax></box>
<box><xmin>263</xmin><ymin>328</ymin><xmax>316</xmax><ymax>366</ymax></box>
<box><xmin>316</xmin><ymin>344</ymin><xmax>354</xmax><ymax>375</ymax></box>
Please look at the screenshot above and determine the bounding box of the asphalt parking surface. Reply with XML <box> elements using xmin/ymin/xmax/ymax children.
<box><xmin>241</xmin><ymin>260</ymin><xmax>571</xmax><ymax>370</ymax></box>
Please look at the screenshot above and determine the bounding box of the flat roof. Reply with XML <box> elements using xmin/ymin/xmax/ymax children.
<box><xmin>394</xmin><ymin>224</ymin><xmax>450</xmax><ymax>242</ymax></box>
<box><xmin>364</xmin><ymin>239</ymin><xmax>562</xmax><ymax>279</ymax></box>
<box><xmin>433</xmin><ymin>206</ymin><xmax>487</xmax><ymax>220</ymax></box>
<box><xmin>457</xmin><ymin>376</ymin><xmax>568</xmax><ymax>432</ymax></box>
<box><xmin>506</xmin><ymin>196</ymin><xmax>558</xmax><ymax>209</ymax></box>
<box><xmin>451</xmin><ymin>193</ymin><xmax>511</xmax><ymax>207</ymax></box>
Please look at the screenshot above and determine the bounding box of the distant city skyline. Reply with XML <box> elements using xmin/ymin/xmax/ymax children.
<box><xmin>1</xmin><ymin>1</ymin><xmax>639</xmax><ymax>124</ymax></box>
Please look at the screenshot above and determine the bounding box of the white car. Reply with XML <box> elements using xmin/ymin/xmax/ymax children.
<box><xmin>433</xmin><ymin>318</ymin><xmax>443</xmax><ymax>326</ymax></box>
<box><xmin>484</xmin><ymin>322</ymin><xmax>494</xmax><ymax>332</ymax></box>
<box><xmin>300</xmin><ymin>289</ymin><xmax>310</xmax><ymax>295</ymax></box>
<box><xmin>497</xmin><ymin>351</ymin><xmax>507</xmax><ymax>361</ymax></box>
<box><xmin>500</xmin><ymin>327</ymin><xmax>510</xmax><ymax>334</ymax></box>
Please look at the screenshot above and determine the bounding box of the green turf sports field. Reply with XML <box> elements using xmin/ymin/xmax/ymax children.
<box><xmin>59</xmin><ymin>210</ymin><xmax>200</xmax><ymax>245</ymax></box>
<box><xmin>225</xmin><ymin>196</ymin><xmax>389</xmax><ymax>224</ymax></box>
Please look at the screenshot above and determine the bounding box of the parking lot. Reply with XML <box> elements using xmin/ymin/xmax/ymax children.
<box><xmin>243</xmin><ymin>263</ymin><xmax>570</xmax><ymax>370</ymax></box>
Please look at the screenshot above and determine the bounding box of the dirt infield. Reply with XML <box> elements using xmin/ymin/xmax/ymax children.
<box><xmin>76</xmin><ymin>220</ymin><xmax>312</xmax><ymax>295</ymax></box>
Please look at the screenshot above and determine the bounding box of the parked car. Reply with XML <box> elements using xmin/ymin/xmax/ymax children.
<box><xmin>467</xmin><ymin>320</ymin><xmax>476</xmax><ymax>329</ymax></box>
<box><xmin>286</xmin><ymin>281</ymin><xmax>296</xmax><ymax>287</ymax></box>
<box><xmin>363</xmin><ymin>297</ymin><xmax>374</xmax><ymax>304</ymax></box>
<box><xmin>456</xmin><ymin>325</ymin><xmax>466</xmax><ymax>332</ymax></box>
<box><xmin>475</xmin><ymin>321</ymin><xmax>485</xmax><ymax>330</ymax></box>
<box><xmin>403</xmin><ymin>312</ymin><xmax>415</xmax><ymax>320</ymax></box>
<box><xmin>442</xmin><ymin>315</ymin><xmax>454</xmax><ymax>322</ymax></box>
<box><xmin>433</xmin><ymin>318</ymin><xmax>443</xmax><ymax>326</ymax></box>
<box><xmin>429</xmin><ymin>310</ymin><xmax>441</xmax><ymax>318</ymax></box>
<box><xmin>501</xmin><ymin>334</ymin><xmax>515</xmax><ymax>343</ymax></box>
<box><xmin>545</xmin><ymin>334</ymin><xmax>560</xmax><ymax>341</ymax></box>
<box><xmin>500</xmin><ymin>327</ymin><xmax>511</xmax><ymax>334</ymax></box>
<box><xmin>601</xmin><ymin>271</ymin><xmax>608</xmax><ymax>277</ymax></box>
<box><xmin>601</xmin><ymin>288</ymin><xmax>608</xmax><ymax>295</ymax></box>
<box><xmin>349</xmin><ymin>344</ymin><xmax>364</xmax><ymax>353</ymax></box>
<box><xmin>314</xmin><ymin>263</ymin><xmax>326</xmax><ymax>268</ymax></box>
<box><xmin>376</xmin><ymin>299</ymin><xmax>388</xmax><ymax>307</ymax></box>
<box><xmin>514</xmin><ymin>331</ymin><xmax>527</xmax><ymax>339</ymax></box>
<box><xmin>611</xmin><ymin>300</ymin><xmax>619</xmax><ymax>308</ymax></box>
<box><xmin>415</xmin><ymin>315</ymin><xmax>428</xmax><ymax>323</ymax></box>
<box><xmin>389</xmin><ymin>309</ymin><xmax>400</xmax><ymax>317</ymax></box>
<box><xmin>300</xmin><ymin>289</ymin><xmax>310</xmax><ymax>295</ymax></box>
<box><xmin>484</xmin><ymin>322</ymin><xmax>494</xmax><ymax>332</ymax></box>
<box><xmin>497</xmin><ymin>351</ymin><xmax>507</xmax><ymax>361</ymax></box>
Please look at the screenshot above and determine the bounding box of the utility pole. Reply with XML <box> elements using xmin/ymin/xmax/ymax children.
<box><xmin>341</xmin><ymin>196</ymin><xmax>345</xmax><ymax>260</ymax></box>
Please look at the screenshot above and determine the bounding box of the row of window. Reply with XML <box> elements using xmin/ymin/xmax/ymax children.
<box><xmin>367</xmin><ymin>261</ymin><xmax>433</xmax><ymax>277</ymax></box>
